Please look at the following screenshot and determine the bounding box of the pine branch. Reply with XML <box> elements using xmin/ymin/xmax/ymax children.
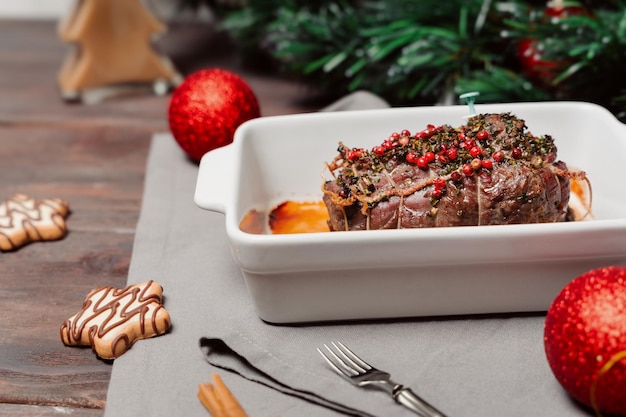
<box><xmin>187</xmin><ymin>0</ymin><xmax>626</xmax><ymax>120</ymax></box>
<box><xmin>503</xmin><ymin>0</ymin><xmax>626</xmax><ymax>118</ymax></box>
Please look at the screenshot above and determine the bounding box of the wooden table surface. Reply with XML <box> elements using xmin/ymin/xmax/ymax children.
<box><xmin>0</xmin><ymin>19</ymin><xmax>317</xmax><ymax>416</ymax></box>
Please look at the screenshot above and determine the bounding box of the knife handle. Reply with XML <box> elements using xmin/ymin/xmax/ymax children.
<box><xmin>393</xmin><ymin>386</ymin><xmax>448</xmax><ymax>417</ymax></box>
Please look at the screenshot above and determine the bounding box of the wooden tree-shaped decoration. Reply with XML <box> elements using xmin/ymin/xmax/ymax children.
<box><xmin>58</xmin><ymin>0</ymin><xmax>182</xmax><ymax>101</ymax></box>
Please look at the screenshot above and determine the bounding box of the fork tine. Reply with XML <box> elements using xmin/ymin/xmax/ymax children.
<box><xmin>333</xmin><ymin>341</ymin><xmax>372</xmax><ymax>371</ymax></box>
<box><xmin>317</xmin><ymin>345</ymin><xmax>356</xmax><ymax>378</ymax></box>
<box><xmin>319</xmin><ymin>342</ymin><xmax>372</xmax><ymax>377</ymax></box>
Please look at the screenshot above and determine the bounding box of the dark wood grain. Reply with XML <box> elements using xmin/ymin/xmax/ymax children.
<box><xmin>0</xmin><ymin>19</ymin><xmax>316</xmax><ymax>416</ymax></box>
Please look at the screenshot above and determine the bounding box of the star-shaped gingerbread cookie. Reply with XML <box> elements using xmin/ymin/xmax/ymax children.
<box><xmin>0</xmin><ymin>194</ymin><xmax>70</xmax><ymax>251</ymax></box>
<box><xmin>60</xmin><ymin>280</ymin><xmax>171</xmax><ymax>359</ymax></box>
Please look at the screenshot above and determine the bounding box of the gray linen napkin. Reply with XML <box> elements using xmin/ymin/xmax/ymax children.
<box><xmin>105</xmin><ymin>93</ymin><xmax>591</xmax><ymax>417</ymax></box>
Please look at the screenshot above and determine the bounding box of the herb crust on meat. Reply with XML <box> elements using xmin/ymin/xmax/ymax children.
<box><xmin>322</xmin><ymin>113</ymin><xmax>588</xmax><ymax>231</ymax></box>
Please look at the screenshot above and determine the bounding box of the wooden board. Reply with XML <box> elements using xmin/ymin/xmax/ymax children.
<box><xmin>0</xmin><ymin>19</ymin><xmax>315</xmax><ymax>416</ymax></box>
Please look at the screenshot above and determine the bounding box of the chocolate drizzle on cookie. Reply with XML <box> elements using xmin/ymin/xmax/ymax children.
<box><xmin>60</xmin><ymin>280</ymin><xmax>171</xmax><ymax>359</ymax></box>
<box><xmin>0</xmin><ymin>194</ymin><xmax>70</xmax><ymax>251</ymax></box>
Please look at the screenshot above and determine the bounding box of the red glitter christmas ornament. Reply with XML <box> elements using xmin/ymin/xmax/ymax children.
<box><xmin>517</xmin><ymin>39</ymin><xmax>559</xmax><ymax>87</ymax></box>
<box><xmin>168</xmin><ymin>68</ymin><xmax>261</xmax><ymax>161</ymax></box>
<box><xmin>544</xmin><ymin>266</ymin><xmax>626</xmax><ymax>415</ymax></box>
<box><xmin>517</xmin><ymin>2</ymin><xmax>589</xmax><ymax>87</ymax></box>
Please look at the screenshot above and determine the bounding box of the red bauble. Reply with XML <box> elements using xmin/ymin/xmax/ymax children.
<box><xmin>544</xmin><ymin>266</ymin><xmax>626</xmax><ymax>415</ymax></box>
<box><xmin>517</xmin><ymin>39</ymin><xmax>559</xmax><ymax>86</ymax></box>
<box><xmin>168</xmin><ymin>68</ymin><xmax>261</xmax><ymax>161</ymax></box>
<box><xmin>544</xmin><ymin>2</ymin><xmax>588</xmax><ymax>19</ymax></box>
<box><xmin>517</xmin><ymin>3</ymin><xmax>589</xmax><ymax>87</ymax></box>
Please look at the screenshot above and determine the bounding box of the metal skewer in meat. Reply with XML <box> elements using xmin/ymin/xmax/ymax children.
<box><xmin>322</xmin><ymin>112</ymin><xmax>590</xmax><ymax>231</ymax></box>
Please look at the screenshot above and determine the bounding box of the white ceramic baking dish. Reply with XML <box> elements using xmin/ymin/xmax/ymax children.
<box><xmin>195</xmin><ymin>101</ymin><xmax>626</xmax><ymax>324</ymax></box>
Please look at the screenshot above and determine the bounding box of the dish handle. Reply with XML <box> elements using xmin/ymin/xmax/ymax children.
<box><xmin>194</xmin><ymin>145</ymin><xmax>234</xmax><ymax>214</ymax></box>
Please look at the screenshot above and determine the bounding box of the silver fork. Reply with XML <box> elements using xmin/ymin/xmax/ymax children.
<box><xmin>318</xmin><ymin>342</ymin><xmax>448</xmax><ymax>417</ymax></box>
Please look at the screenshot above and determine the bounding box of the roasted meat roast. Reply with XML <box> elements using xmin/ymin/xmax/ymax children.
<box><xmin>322</xmin><ymin>113</ymin><xmax>585</xmax><ymax>231</ymax></box>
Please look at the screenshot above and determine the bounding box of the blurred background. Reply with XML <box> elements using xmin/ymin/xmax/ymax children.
<box><xmin>0</xmin><ymin>1</ymin><xmax>72</xmax><ymax>19</ymax></box>
<box><xmin>2</xmin><ymin>1</ymin><xmax>625</xmax><ymax>120</ymax></box>
<box><xmin>0</xmin><ymin>1</ymin><xmax>197</xmax><ymax>20</ymax></box>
